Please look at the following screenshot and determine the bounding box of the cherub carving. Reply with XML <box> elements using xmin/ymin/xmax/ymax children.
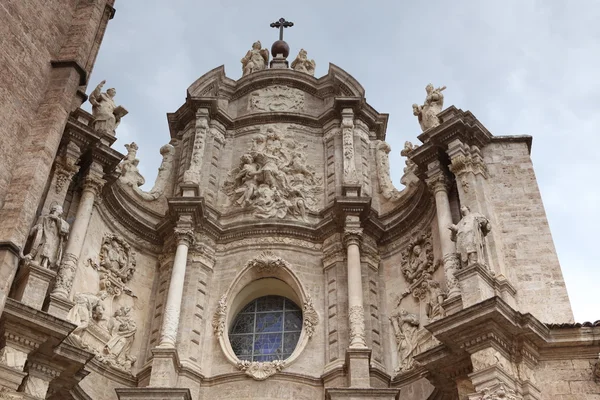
<box><xmin>241</xmin><ymin>41</ymin><xmax>269</xmax><ymax>76</ymax></box>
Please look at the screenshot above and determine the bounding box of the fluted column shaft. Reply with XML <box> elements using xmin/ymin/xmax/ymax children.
<box><xmin>52</xmin><ymin>165</ymin><xmax>105</xmax><ymax>298</ymax></box>
<box><xmin>344</xmin><ymin>226</ymin><xmax>367</xmax><ymax>349</ymax></box>
<box><xmin>158</xmin><ymin>228</ymin><xmax>194</xmax><ymax>348</ymax></box>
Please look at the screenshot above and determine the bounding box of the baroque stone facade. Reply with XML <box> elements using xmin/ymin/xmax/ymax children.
<box><xmin>0</xmin><ymin>5</ymin><xmax>598</xmax><ymax>400</ymax></box>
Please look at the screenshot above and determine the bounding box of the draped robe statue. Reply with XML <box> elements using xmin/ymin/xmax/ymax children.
<box><xmin>23</xmin><ymin>204</ymin><xmax>69</xmax><ymax>269</ymax></box>
<box><xmin>449</xmin><ymin>206</ymin><xmax>492</xmax><ymax>268</ymax></box>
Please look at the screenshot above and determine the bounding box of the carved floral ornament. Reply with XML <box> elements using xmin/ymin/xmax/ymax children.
<box><xmin>248</xmin><ymin>85</ymin><xmax>305</xmax><ymax>112</ymax></box>
<box><xmin>212</xmin><ymin>251</ymin><xmax>318</xmax><ymax>380</ymax></box>
<box><xmin>471</xmin><ymin>384</ymin><xmax>523</xmax><ymax>400</ymax></box>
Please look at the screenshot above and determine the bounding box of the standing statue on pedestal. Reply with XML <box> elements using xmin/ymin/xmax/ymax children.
<box><xmin>241</xmin><ymin>41</ymin><xmax>269</xmax><ymax>76</ymax></box>
<box><xmin>448</xmin><ymin>206</ymin><xmax>492</xmax><ymax>268</ymax></box>
<box><xmin>22</xmin><ymin>204</ymin><xmax>69</xmax><ymax>269</ymax></box>
<box><xmin>291</xmin><ymin>49</ymin><xmax>316</xmax><ymax>76</ymax></box>
<box><xmin>412</xmin><ymin>84</ymin><xmax>446</xmax><ymax>132</ymax></box>
<box><xmin>89</xmin><ymin>80</ymin><xmax>128</xmax><ymax>136</ymax></box>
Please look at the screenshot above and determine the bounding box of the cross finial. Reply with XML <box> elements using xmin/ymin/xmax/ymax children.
<box><xmin>270</xmin><ymin>17</ymin><xmax>294</xmax><ymax>41</ymax></box>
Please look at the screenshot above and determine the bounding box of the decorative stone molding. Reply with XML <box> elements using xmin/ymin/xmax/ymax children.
<box><xmin>341</xmin><ymin>108</ymin><xmax>359</xmax><ymax>183</ymax></box>
<box><xmin>593</xmin><ymin>353</ymin><xmax>600</xmax><ymax>382</ymax></box>
<box><xmin>216</xmin><ymin>236</ymin><xmax>322</xmax><ymax>252</ymax></box>
<box><xmin>425</xmin><ymin>173</ymin><xmax>450</xmax><ymax>195</ymax></box>
<box><xmin>375</xmin><ymin>141</ymin><xmax>401</xmax><ymax>201</ymax></box>
<box><xmin>89</xmin><ymin>233</ymin><xmax>136</xmax><ymax>286</ymax></box>
<box><xmin>54</xmin><ymin>156</ymin><xmax>80</xmax><ymax>193</ymax></box>
<box><xmin>248</xmin><ymin>85</ymin><xmax>305</xmax><ymax>112</ymax></box>
<box><xmin>303</xmin><ymin>295</ymin><xmax>318</xmax><ymax>338</ymax></box>
<box><xmin>211</xmin><ymin>294</ymin><xmax>227</xmax><ymax>337</ymax></box>
<box><xmin>54</xmin><ymin>252</ymin><xmax>78</xmax><ymax>297</ymax></box>
<box><xmin>348</xmin><ymin>305</ymin><xmax>366</xmax><ymax>348</ymax></box>
<box><xmin>183</xmin><ymin>110</ymin><xmax>209</xmax><ymax>185</ymax></box>
<box><xmin>443</xmin><ymin>253</ymin><xmax>461</xmax><ymax>298</ymax></box>
<box><xmin>246</xmin><ymin>251</ymin><xmax>289</xmax><ymax>274</ymax></box>
<box><xmin>236</xmin><ymin>359</ymin><xmax>285</xmax><ymax>381</ymax></box>
<box><xmin>471</xmin><ymin>384</ymin><xmax>522</xmax><ymax>400</ymax></box>
<box><xmin>448</xmin><ymin>142</ymin><xmax>488</xmax><ymax>179</ymax></box>
<box><xmin>83</xmin><ymin>174</ymin><xmax>107</xmax><ymax>197</ymax></box>
<box><xmin>0</xmin><ymin>389</ymin><xmax>22</xmax><ymax>400</ymax></box>
<box><xmin>343</xmin><ymin>228</ymin><xmax>363</xmax><ymax>248</ymax></box>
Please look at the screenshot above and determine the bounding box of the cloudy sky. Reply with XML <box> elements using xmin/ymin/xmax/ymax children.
<box><xmin>86</xmin><ymin>0</ymin><xmax>600</xmax><ymax>322</ymax></box>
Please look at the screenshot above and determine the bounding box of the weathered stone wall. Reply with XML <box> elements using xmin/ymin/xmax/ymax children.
<box><xmin>483</xmin><ymin>140</ymin><xmax>573</xmax><ymax>323</ymax></box>
<box><xmin>536</xmin><ymin>358</ymin><xmax>600</xmax><ymax>399</ymax></box>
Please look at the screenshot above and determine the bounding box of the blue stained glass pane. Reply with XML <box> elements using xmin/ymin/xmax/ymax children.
<box><xmin>283</xmin><ymin>331</ymin><xmax>300</xmax><ymax>354</ymax></box>
<box><xmin>284</xmin><ymin>299</ymin><xmax>301</xmax><ymax>311</ymax></box>
<box><xmin>230</xmin><ymin>313</ymin><xmax>255</xmax><ymax>334</ymax></box>
<box><xmin>256</xmin><ymin>295</ymin><xmax>284</xmax><ymax>312</ymax></box>
<box><xmin>254</xmin><ymin>354</ymin><xmax>281</xmax><ymax>362</ymax></box>
<box><xmin>239</xmin><ymin>301</ymin><xmax>256</xmax><ymax>313</ymax></box>
<box><xmin>253</xmin><ymin>333</ymin><xmax>283</xmax><ymax>357</ymax></box>
<box><xmin>256</xmin><ymin>312</ymin><xmax>283</xmax><ymax>333</ymax></box>
<box><xmin>284</xmin><ymin>311</ymin><xmax>302</xmax><ymax>331</ymax></box>
<box><xmin>230</xmin><ymin>334</ymin><xmax>254</xmax><ymax>356</ymax></box>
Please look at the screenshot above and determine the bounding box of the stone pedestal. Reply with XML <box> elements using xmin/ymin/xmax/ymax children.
<box><xmin>345</xmin><ymin>348</ymin><xmax>371</xmax><ymax>388</ymax></box>
<box><xmin>11</xmin><ymin>263</ymin><xmax>56</xmax><ymax>310</ymax></box>
<box><xmin>325</xmin><ymin>388</ymin><xmax>400</xmax><ymax>400</ymax></box>
<box><xmin>116</xmin><ymin>388</ymin><xmax>191</xmax><ymax>400</ymax></box>
<box><xmin>269</xmin><ymin>54</ymin><xmax>288</xmax><ymax>69</ymax></box>
<box><xmin>455</xmin><ymin>263</ymin><xmax>495</xmax><ymax>308</ymax></box>
<box><xmin>46</xmin><ymin>293</ymin><xmax>73</xmax><ymax>320</ymax></box>
<box><xmin>148</xmin><ymin>347</ymin><xmax>180</xmax><ymax>388</ymax></box>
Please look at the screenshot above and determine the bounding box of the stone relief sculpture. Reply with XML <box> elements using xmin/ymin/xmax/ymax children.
<box><xmin>66</xmin><ymin>291</ymin><xmax>109</xmax><ymax>348</ymax></box>
<box><xmin>449</xmin><ymin>206</ymin><xmax>492</xmax><ymax>268</ymax></box>
<box><xmin>237</xmin><ymin>359</ymin><xmax>285</xmax><ymax>381</ymax></box>
<box><xmin>413</xmin><ymin>272</ymin><xmax>446</xmax><ymax>322</ymax></box>
<box><xmin>291</xmin><ymin>49</ymin><xmax>316</xmax><ymax>76</ymax></box>
<box><xmin>241</xmin><ymin>41</ymin><xmax>269</xmax><ymax>76</ymax></box>
<box><xmin>593</xmin><ymin>353</ymin><xmax>600</xmax><ymax>382</ymax></box>
<box><xmin>400</xmin><ymin>233</ymin><xmax>435</xmax><ymax>285</ymax></box>
<box><xmin>222</xmin><ymin>127</ymin><xmax>322</xmax><ymax>221</ymax></box>
<box><xmin>89</xmin><ymin>80</ymin><xmax>128</xmax><ymax>136</ymax></box>
<box><xmin>412</xmin><ymin>84</ymin><xmax>446</xmax><ymax>132</ymax></box>
<box><xmin>22</xmin><ymin>204</ymin><xmax>69</xmax><ymax>269</ymax></box>
<box><xmin>474</xmin><ymin>384</ymin><xmax>522</xmax><ymax>400</ymax></box>
<box><xmin>341</xmin><ymin>109</ymin><xmax>359</xmax><ymax>183</ymax></box>
<box><xmin>100</xmin><ymin>306</ymin><xmax>137</xmax><ymax>371</ymax></box>
<box><xmin>303</xmin><ymin>296</ymin><xmax>318</xmax><ymax>338</ymax></box>
<box><xmin>212</xmin><ymin>294</ymin><xmax>227</xmax><ymax>337</ymax></box>
<box><xmin>247</xmin><ymin>251</ymin><xmax>289</xmax><ymax>273</ymax></box>
<box><xmin>183</xmin><ymin>115</ymin><xmax>209</xmax><ymax>185</ymax></box>
<box><xmin>389</xmin><ymin>308</ymin><xmax>420</xmax><ymax>373</ymax></box>
<box><xmin>90</xmin><ymin>233</ymin><xmax>137</xmax><ymax>287</ymax></box>
<box><xmin>119</xmin><ymin>142</ymin><xmax>176</xmax><ymax>201</ymax></box>
<box><xmin>348</xmin><ymin>305</ymin><xmax>366</xmax><ymax>347</ymax></box>
<box><xmin>375</xmin><ymin>141</ymin><xmax>401</xmax><ymax>201</ymax></box>
<box><xmin>248</xmin><ymin>85</ymin><xmax>305</xmax><ymax>112</ymax></box>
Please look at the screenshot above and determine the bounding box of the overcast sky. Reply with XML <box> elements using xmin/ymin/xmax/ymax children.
<box><xmin>86</xmin><ymin>0</ymin><xmax>600</xmax><ymax>322</ymax></box>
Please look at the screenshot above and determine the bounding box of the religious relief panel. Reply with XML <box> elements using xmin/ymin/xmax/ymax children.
<box><xmin>248</xmin><ymin>85</ymin><xmax>305</xmax><ymax>112</ymax></box>
<box><xmin>222</xmin><ymin>126</ymin><xmax>322</xmax><ymax>221</ymax></box>
<box><xmin>400</xmin><ymin>232</ymin><xmax>435</xmax><ymax>285</ymax></box>
<box><xmin>64</xmin><ymin>233</ymin><xmax>139</xmax><ymax>373</ymax></box>
<box><xmin>389</xmin><ymin>308</ymin><xmax>420</xmax><ymax>373</ymax></box>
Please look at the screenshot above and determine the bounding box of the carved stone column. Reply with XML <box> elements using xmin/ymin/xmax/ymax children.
<box><xmin>425</xmin><ymin>161</ymin><xmax>460</xmax><ymax>299</ymax></box>
<box><xmin>158</xmin><ymin>224</ymin><xmax>195</xmax><ymax>348</ymax></box>
<box><xmin>182</xmin><ymin>108</ymin><xmax>209</xmax><ymax>193</ymax></box>
<box><xmin>49</xmin><ymin>162</ymin><xmax>105</xmax><ymax>316</ymax></box>
<box><xmin>41</xmin><ymin>141</ymin><xmax>81</xmax><ymax>214</ymax></box>
<box><xmin>343</xmin><ymin>216</ymin><xmax>371</xmax><ymax>388</ymax></box>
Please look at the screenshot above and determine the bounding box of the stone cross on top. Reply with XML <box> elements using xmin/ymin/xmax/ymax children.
<box><xmin>270</xmin><ymin>17</ymin><xmax>294</xmax><ymax>41</ymax></box>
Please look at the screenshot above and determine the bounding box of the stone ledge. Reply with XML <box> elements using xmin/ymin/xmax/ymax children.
<box><xmin>325</xmin><ymin>388</ymin><xmax>400</xmax><ymax>400</ymax></box>
<box><xmin>115</xmin><ymin>388</ymin><xmax>191</xmax><ymax>400</ymax></box>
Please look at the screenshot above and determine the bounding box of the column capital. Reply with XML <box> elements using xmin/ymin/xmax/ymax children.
<box><xmin>343</xmin><ymin>227</ymin><xmax>363</xmax><ymax>248</ymax></box>
<box><xmin>425</xmin><ymin>173</ymin><xmax>450</xmax><ymax>195</ymax></box>
<box><xmin>54</xmin><ymin>157</ymin><xmax>80</xmax><ymax>194</ymax></box>
<box><xmin>174</xmin><ymin>227</ymin><xmax>195</xmax><ymax>247</ymax></box>
<box><xmin>82</xmin><ymin>174</ymin><xmax>106</xmax><ymax>196</ymax></box>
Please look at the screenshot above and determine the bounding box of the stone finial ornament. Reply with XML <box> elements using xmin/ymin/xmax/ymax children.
<box><xmin>89</xmin><ymin>80</ymin><xmax>128</xmax><ymax>136</ymax></box>
<box><xmin>412</xmin><ymin>84</ymin><xmax>446</xmax><ymax>132</ymax></box>
<box><xmin>22</xmin><ymin>204</ymin><xmax>69</xmax><ymax>269</ymax></box>
<box><xmin>449</xmin><ymin>206</ymin><xmax>492</xmax><ymax>268</ymax></box>
<box><xmin>241</xmin><ymin>41</ymin><xmax>269</xmax><ymax>76</ymax></box>
<box><xmin>291</xmin><ymin>49</ymin><xmax>316</xmax><ymax>76</ymax></box>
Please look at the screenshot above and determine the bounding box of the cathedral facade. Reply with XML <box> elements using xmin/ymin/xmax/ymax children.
<box><xmin>0</xmin><ymin>2</ymin><xmax>599</xmax><ymax>400</ymax></box>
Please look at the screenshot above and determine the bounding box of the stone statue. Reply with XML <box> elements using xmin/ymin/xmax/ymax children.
<box><xmin>66</xmin><ymin>291</ymin><xmax>109</xmax><ymax>347</ymax></box>
<box><xmin>103</xmin><ymin>306</ymin><xmax>137</xmax><ymax>370</ymax></box>
<box><xmin>23</xmin><ymin>204</ymin><xmax>69</xmax><ymax>269</ymax></box>
<box><xmin>241</xmin><ymin>41</ymin><xmax>269</xmax><ymax>76</ymax></box>
<box><xmin>291</xmin><ymin>49</ymin><xmax>316</xmax><ymax>76</ymax></box>
<box><xmin>119</xmin><ymin>142</ymin><xmax>145</xmax><ymax>188</ymax></box>
<box><xmin>420</xmin><ymin>273</ymin><xmax>446</xmax><ymax>322</ymax></box>
<box><xmin>390</xmin><ymin>308</ymin><xmax>420</xmax><ymax>373</ymax></box>
<box><xmin>89</xmin><ymin>80</ymin><xmax>128</xmax><ymax>136</ymax></box>
<box><xmin>449</xmin><ymin>206</ymin><xmax>492</xmax><ymax>268</ymax></box>
<box><xmin>412</xmin><ymin>84</ymin><xmax>446</xmax><ymax>132</ymax></box>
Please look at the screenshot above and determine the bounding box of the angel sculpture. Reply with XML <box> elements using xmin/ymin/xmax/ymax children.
<box><xmin>89</xmin><ymin>80</ymin><xmax>128</xmax><ymax>136</ymax></box>
<box><xmin>241</xmin><ymin>41</ymin><xmax>269</xmax><ymax>76</ymax></box>
<box><xmin>291</xmin><ymin>49</ymin><xmax>316</xmax><ymax>76</ymax></box>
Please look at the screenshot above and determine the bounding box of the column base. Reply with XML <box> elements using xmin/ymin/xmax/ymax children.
<box><xmin>46</xmin><ymin>293</ymin><xmax>73</xmax><ymax>319</ymax></box>
<box><xmin>116</xmin><ymin>388</ymin><xmax>191</xmax><ymax>400</ymax></box>
<box><xmin>455</xmin><ymin>263</ymin><xmax>495</xmax><ymax>308</ymax></box>
<box><xmin>148</xmin><ymin>347</ymin><xmax>180</xmax><ymax>388</ymax></box>
<box><xmin>345</xmin><ymin>347</ymin><xmax>371</xmax><ymax>388</ymax></box>
<box><xmin>325</xmin><ymin>388</ymin><xmax>400</xmax><ymax>400</ymax></box>
<box><xmin>12</xmin><ymin>262</ymin><xmax>56</xmax><ymax>310</ymax></box>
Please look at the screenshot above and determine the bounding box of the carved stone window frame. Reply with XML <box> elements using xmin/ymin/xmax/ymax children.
<box><xmin>212</xmin><ymin>252</ymin><xmax>318</xmax><ymax>380</ymax></box>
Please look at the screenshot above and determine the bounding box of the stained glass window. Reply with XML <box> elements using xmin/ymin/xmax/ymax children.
<box><xmin>229</xmin><ymin>295</ymin><xmax>303</xmax><ymax>362</ymax></box>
